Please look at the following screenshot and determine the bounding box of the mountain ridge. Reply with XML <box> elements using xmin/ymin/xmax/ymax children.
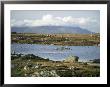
<box><xmin>11</xmin><ymin>26</ymin><xmax>94</xmax><ymax>34</ymax></box>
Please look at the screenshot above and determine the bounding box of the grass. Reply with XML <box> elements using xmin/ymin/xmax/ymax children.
<box><xmin>11</xmin><ymin>54</ymin><xmax>100</xmax><ymax>77</ymax></box>
<box><xmin>11</xmin><ymin>33</ymin><xmax>100</xmax><ymax>46</ymax></box>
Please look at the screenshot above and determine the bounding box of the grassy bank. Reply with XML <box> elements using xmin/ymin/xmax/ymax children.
<box><xmin>11</xmin><ymin>54</ymin><xmax>100</xmax><ymax>77</ymax></box>
<box><xmin>11</xmin><ymin>33</ymin><xmax>100</xmax><ymax>46</ymax></box>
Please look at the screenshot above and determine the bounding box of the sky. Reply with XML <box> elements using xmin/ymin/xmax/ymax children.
<box><xmin>11</xmin><ymin>10</ymin><xmax>100</xmax><ymax>33</ymax></box>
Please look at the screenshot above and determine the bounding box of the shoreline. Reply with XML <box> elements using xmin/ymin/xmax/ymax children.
<box><xmin>11</xmin><ymin>53</ymin><xmax>100</xmax><ymax>64</ymax></box>
<box><xmin>11</xmin><ymin>53</ymin><xmax>100</xmax><ymax>77</ymax></box>
<box><xmin>11</xmin><ymin>33</ymin><xmax>100</xmax><ymax>46</ymax></box>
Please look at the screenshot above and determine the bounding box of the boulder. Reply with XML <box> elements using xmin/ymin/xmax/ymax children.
<box><xmin>64</xmin><ymin>55</ymin><xmax>79</xmax><ymax>63</ymax></box>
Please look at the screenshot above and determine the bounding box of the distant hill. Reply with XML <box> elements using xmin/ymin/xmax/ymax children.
<box><xmin>89</xmin><ymin>59</ymin><xmax>100</xmax><ymax>63</ymax></box>
<box><xmin>11</xmin><ymin>26</ymin><xmax>93</xmax><ymax>34</ymax></box>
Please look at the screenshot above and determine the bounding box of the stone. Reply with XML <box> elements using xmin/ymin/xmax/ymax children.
<box><xmin>64</xmin><ymin>55</ymin><xmax>79</xmax><ymax>63</ymax></box>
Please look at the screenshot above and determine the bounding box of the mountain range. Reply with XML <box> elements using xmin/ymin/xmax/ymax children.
<box><xmin>11</xmin><ymin>26</ymin><xmax>94</xmax><ymax>34</ymax></box>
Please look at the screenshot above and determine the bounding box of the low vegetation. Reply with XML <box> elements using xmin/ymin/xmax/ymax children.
<box><xmin>11</xmin><ymin>33</ymin><xmax>100</xmax><ymax>46</ymax></box>
<box><xmin>11</xmin><ymin>54</ymin><xmax>100</xmax><ymax>77</ymax></box>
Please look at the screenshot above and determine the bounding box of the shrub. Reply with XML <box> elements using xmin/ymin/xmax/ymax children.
<box><xmin>56</xmin><ymin>69</ymin><xmax>73</xmax><ymax>77</ymax></box>
<box><xmin>22</xmin><ymin>54</ymin><xmax>37</xmax><ymax>59</ymax></box>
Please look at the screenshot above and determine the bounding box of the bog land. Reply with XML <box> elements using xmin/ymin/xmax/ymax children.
<box><xmin>11</xmin><ymin>54</ymin><xmax>100</xmax><ymax>77</ymax></box>
<box><xmin>11</xmin><ymin>33</ymin><xmax>100</xmax><ymax>46</ymax></box>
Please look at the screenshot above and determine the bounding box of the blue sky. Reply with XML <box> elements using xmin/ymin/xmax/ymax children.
<box><xmin>11</xmin><ymin>10</ymin><xmax>100</xmax><ymax>33</ymax></box>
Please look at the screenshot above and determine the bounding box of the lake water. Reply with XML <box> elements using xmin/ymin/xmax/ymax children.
<box><xmin>11</xmin><ymin>43</ymin><xmax>100</xmax><ymax>62</ymax></box>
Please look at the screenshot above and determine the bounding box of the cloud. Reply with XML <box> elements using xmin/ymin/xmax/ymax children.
<box><xmin>42</xmin><ymin>14</ymin><xmax>53</xmax><ymax>20</ymax></box>
<box><xmin>11</xmin><ymin>14</ymin><xmax>97</xmax><ymax>27</ymax></box>
<box><xmin>62</xmin><ymin>17</ymin><xmax>91</xmax><ymax>26</ymax></box>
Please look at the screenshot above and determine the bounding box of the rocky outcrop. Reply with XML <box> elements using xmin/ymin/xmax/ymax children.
<box><xmin>26</xmin><ymin>70</ymin><xmax>60</xmax><ymax>77</ymax></box>
<box><xmin>64</xmin><ymin>55</ymin><xmax>79</xmax><ymax>63</ymax></box>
